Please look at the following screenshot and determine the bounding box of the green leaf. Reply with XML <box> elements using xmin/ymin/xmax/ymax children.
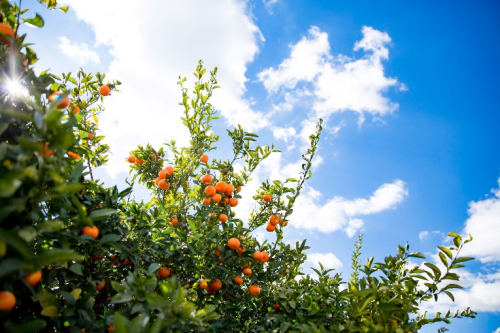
<box><xmin>0</xmin><ymin>229</ymin><xmax>33</xmax><ymax>259</ymax></box>
<box><xmin>408</xmin><ymin>252</ymin><xmax>426</xmax><ymax>259</ymax></box>
<box><xmin>148</xmin><ymin>263</ymin><xmax>161</xmax><ymax>275</ymax></box>
<box><xmin>0</xmin><ymin>258</ymin><xmax>28</xmax><ymax>278</ymax></box>
<box><xmin>34</xmin><ymin>249</ymin><xmax>83</xmax><ymax>268</ymax></box>
<box><xmin>111</xmin><ymin>281</ymin><xmax>126</xmax><ymax>292</ymax></box>
<box><xmin>441</xmin><ymin>283</ymin><xmax>463</xmax><ymax>292</ymax></box>
<box><xmin>454</xmin><ymin>256</ymin><xmax>474</xmax><ymax>264</ymax></box>
<box><xmin>4</xmin><ymin>319</ymin><xmax>46</xmax><ymax>332</ymax></box>
<box><xmin>99</xmin><ymin>234</ymin><xmax>121</xmax><ymax>244</ymax></box>
<box><xmin>438</xmin><ymin>246</ymin><xmax>453</xmax><ymax>259</ymax></box>
<box><xmin>23</xmin><ymin>13</ymin><xmax>45</xmax><ymax>27</ymax></box>
<box><xmin>438</xmin><ymin>252</ymin><xmax>448</xmax><ymax>267</ymax></box>
<box><xmin>89</xmin><ymin>208</ymin><xmax>116</xmax><ymax>221</ymax></box>
<box><xmin>69</xmin><ymin>263</ymin><xmax>83</xmax><ymax>276</ymax></box>
<box><xmin>444</xmin><ymin>291</ymin><xmax>455</xmax><ymax>302</ymax></box>
<box><xmin>111</xmin><ymin>292</ymin><xmax>134</xmax><ymax>304</ymax></box>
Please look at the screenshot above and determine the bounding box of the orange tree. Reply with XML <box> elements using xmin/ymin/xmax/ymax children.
<box><xmin>0</xmin><ymin>1</ymin><xmax>476</xmax><ymax>332</ymax></box>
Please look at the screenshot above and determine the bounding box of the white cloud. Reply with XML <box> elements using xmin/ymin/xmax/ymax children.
<box><xmin>461</xmin><ymin>178</ymin><xmax>500</xmax><ymax>263</ymax></box>
<box><xmin>258</xmin><ymin>25</ymin><xmax>403</xmax><ymax>136</ymax></box>
<box><xmin>58</xmin><ymin>36</ymin><xmax>100</xmax><ymax>65</ymax></box>
<box><xmin>60</xmin><ymin>0</ymin><xmax>266</xmax><ymax>178</ymax></box>
<box><xmin>421</xmin><ymin>178</ymin><xmax>500</xmax><ymax>314</ymax></box>
<box><xmin>493</xmin><ymin>327</ymin><xmax>500</xmax><ymax>333</ymax></box>
<box><xmin>307</xmin><ymin>252</ymin><xmax>343</xmax><ymax>271</ymax></box>
<box><xmin>290</xmin><ymin>180</ymin><xmax>408</xmax><ymax>234</ymax></box>
<box><xmin>262</xmin><ymin>0</ymin><xmax>279</xmax><ymax>13</ymax></box>
<box><xmin>419</xmin><ymin>231</ymin><xmax>429</xmax><ymax>241</ymax></box>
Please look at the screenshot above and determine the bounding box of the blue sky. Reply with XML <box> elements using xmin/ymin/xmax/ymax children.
<box><xmin>22</xmin><ymin>0</ymin><xmax>500</xmax><ymax>331</ymax></box>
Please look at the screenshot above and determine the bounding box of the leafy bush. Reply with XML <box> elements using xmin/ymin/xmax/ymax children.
<box><xmin>0</xmin><ymin>1</ymin><xmax>476</xmax><ymax>332</ymax></box>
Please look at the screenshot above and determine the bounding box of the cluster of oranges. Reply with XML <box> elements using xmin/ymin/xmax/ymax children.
<box><xmin>202</xmin><ymin>180</ymin><xmax>239</xmax><ymax>207</ymax></box>
<box><xmin>266</xmin><ymin>213</ymin><xmax>288</xmax><ymax>232</ymax></box>
<box><xmin>127</xmin><ymin>155</ymin><xmax>144</xmax><ymax>165</ymax></box>
<box><xmin>155</xmin><ymin>166</ymin><xmax>174</xmax><ymax>190</ymax></box>
<box><xmin>0</xmin><ymin>271</ymin><xmax>43</xmax><ymax>311</ymax></box>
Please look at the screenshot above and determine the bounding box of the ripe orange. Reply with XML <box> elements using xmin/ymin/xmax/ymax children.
<box><xmin>215</xmin><ymin>181</ymin><xmax>227</xmax><ymax>193</ymax></box>
<box><xmin>210</xmin><ymin>279</ymin><xmax>222</xmax><ymax>291</ymax></box>
<box><xmin>212</xmin><ymin>193</ymin><xmax>222</xmax><ymax>204</ymax></box>
<box><xmin>159</xmin><ymin>169</ymin><xmax>168</xmax><ymax>178</ymax></box>
<box><xmin>158</xmin><ymin>181</ymin><xmax>170</xmax><ymax>190</ymax></box>
<box><xmin>135</xmin><ymin>159</ymin><xmax>144</xmax><ymax>165</ymax></box>
<box><xmin>107</xmin><ymin>324</ymin><xmax>115</xmax><ymax>333</ymax></box>
<box><xmin>200</xmin><ymin>154</ymin><xmax>209</xmax><ymax>163</ymax></box>
<box><xmin>0</xmin><ymin>23</ymin><xmax>14</xmax><ymax>44</ymax></box>
<box><xmin>155</xmin><ymin>177</ymin><xmax>162</xmax><ymax>185</ymax></box>
<box><xmin>225</xmin><ymin>184</ymin><xmax>234</xmax><ymax>196</ymax></box>
<box><xmin>201</xmin><ymin>174</ymin><xmax>212</xmax><ymax>184</ymax></box>
<box><xmin>281</xmin><ymin>268</ymin><xmax>289</xmax><ymax>275</ymax></box>
<box><xmin>82</xmin><ymin>226</ymin><xmax>99</xmax><ymax>239</ymax></box>
<box><xmin>280</xmin><ymin>219</ymin><xmax>288</xmax><ymax>227</ymax></box>
<box><xmin>248</xmin><ymin>285</ymin><xmax>260</xmax><ymax>297</ymax></box>
<box><xmin>242</xmin><ymin>268</ymin><xmax>252</xmax><ymax>276</ymax></box>
<box><xmin>219</xmin><ymin>214</ymin><xmax>228</xmax><ymax>223</ymax></box>
<box><xmin>158</xmin><ymin>267</ymin><xmax>171</xmax><ymax>278</ymax></box>
<box><xmin>40</xmin><ymin>143</ymin><xmax>54</xmax><ymax>157</ymax></box>
<box><xmin>171</xmin><ymin>217</ymin><xmax>178</xmax><ymax>227</ymax></box>
<box><xmin>204</xmin><ymin>185</ymin><xmax>216</xmax><ymax>197</ymax></box>
<box><xmin>266</xmin><ymin>223</ymin><xmax>275</xmax><ymax>232</ymax></box>
<box><xmin>237</xmin><ymin>186</ymin><xmax>242</xmax><ymax>192</ymax></box>
<box><xmin>165</xmin><ymin>166</ymin><xmax>174</xmax><ymax>176</ymax></box>
<box><xmin>221</xmin><ymin>197</ymin><xmax>230</xmax><ymax>206</ymax></box>
<box><xmin>263</xmin><ymin>194</ymin><xmax>271</xmax><ymax>202</ymax></box>
<box><xmin>214</xmin><ymin>250</ymin><xmax>222</xmax><ymax>256</ymax></box>
<box><xmin>88</xmin><ymin>133</ymin><xmax>94</xmax><ymax>139</ymax></box>
<box><xmin>269</xmin><ymin>215</ymin><xmax>279</xmax><ymax>226</ymax></box>
<box><xmin>199</xmin><ymin>281</ymin><xmax>208</xmax><ymax>289</ymax></box>
<box><xmin>219</xmin><ymin>258</ymin><xmax>225</xmax><ymax>262</ymax></box>
<box><xmin>237</xmin><ymin>247</ymin><xmax>246</xmax><ymax>256</ymax></box>
<box><xmin>68</xmin><ymin>151</ymin><xmax>80</xmax><ymax>159</ymax></box>
<box><xmin>123</xmin><ymin>259</ymin><xmax>132</xmax><ymax>265</ymax></box>
<box><xmin>24</xmin><ymin>271</ymin><xmax>42</xmax><ymax>287</ymax></box>
<box><xmin>99</xmin><ymin>85</ymin><xmax>111</xmax><ymax>96</ymax></box>
<box><xmin>260</xmin><ymin>252</ymin><xmax>269</xmax><ymax>263</ymax></box>
<box><xmin>0</xmin><ymin>291</ymin><xmax>16</xmax><ymax>311</ymax></box>
<box><xmin>95</xmin><ymin>279</ymin><xmax>105</xmax><ymax>291</ymax></box>
<box><xmin>233</xmin><ymin>276</ymin><xmax>243</xmax><ymax>285</ymax></box>
<box><xmin>253</xmin><ymin>251</ymin><xmax>263</xmax><ymax>261</ymax></box>
<box><xmin>72</xmin><ymin>105</ymin><xmax>81</xmax><ymax>115</ymax></box>
<box><xmin>229</xmin><ymin>198</ymin><xmax>238</xmax><ymax>207</ymax></box>
<box><xmin>48</xmin><ymin>92</ymin><xmax>70</xmax><ymax>109</ymax></box>
<box><xmin>203</xmin><ymin>197</ymin><xmax>211</xmax><ymax>205</ymax></box>
<box><xmin>227</xmin><ymin>238</ymin><xmax>240</xmax><ymax>250</ymax></box>
<box><xmin>273</xmin><ymin>303</ymin><xmax>281</xmax><ymax>310</ymax></box>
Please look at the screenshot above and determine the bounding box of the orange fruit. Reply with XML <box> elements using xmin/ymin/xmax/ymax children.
<box><xmin>210</xmin><ymin>279</ymin><xmax>222</xmax><ymax>292</ymax></box>
<box><xmin>82</xmin><ymin>226</ymin><xmax>99</xmax><ymax>239</ymax></box>
<box><xmin>214</xmin><ymin>250</ymin><xmax>222</xmax><ymax>256</ymax></box>
<box><xmin>48</xmin><ymin>92</ymin><xmax>70</xmax><ymax>109</ymax></box>
<box><xmin>215</xmin><ymin>181</ymin><xmax>227</xmax><ymax>193</ymax></box>
<box><xmin>0</xmin><ymin>23</ymin><xmax>15</xmax><ymax>44</ymax></box>
<box><xmin>107</xmin><ymin>324</ymin><xmax>115</xmax><ymax>333</ymax></box>
<box><xmin>123</xmin><ymin>259</ymin><xmax>132</xmax><ymax>265</ymax></box>
<box><xmin>229</xmin><ymin>198</ymin><xmax>238</xmax><ymax>207</ymax></box>
<box><xmin>201</xmin><ymin>174</ymin><xmax>212</xmax><ymax>184</ymax></box>
<box><xmin>219</xmin><ymin>214</ymin><xmax>228</xmax><ymax>223</ymax></box>
<box><xmin>206</xmin><ymin>286</ymin><xmax>213</xmax><ymax>294</ymax></box>
<box><xmin>225</xmin><ymin>184</ymin><xmax>234</xmax><ymax>196</ymax></box>
<box><xmin>237</xmin><ymin>186</ymin><xmax>242</xmax><ymax>192</ymax></box>
<box><xmin>203</xmin><ymin>197</ymin><xmax>211</xmax><ymax>205</ymax></box>
<box><xmin>242</xmin><ymin>268</ymin><xmax>252</xmax><ymax>276</ymax></box>
<box><xmin>72</xmin><ymin>105</ymin><xmax>81</xmax><ymax>114</ymax></box>
<box><xmin>219</xmin><ymin>258</ymin><xmax>225</xmax><ymax>263</ymax></box>
<box><xmin>159</xmin><ymin>169</ymin><xmax>168</xmax><ymax>178</ymax></box>
<box><xmin>199</xmin><ymin>281</ymin><xmax>208</xmax><ymax>289</ymax></box>
<box><xmin>273</xmin><ymin>303</ymin><xmax>281</xmax><ymax>310</ymax></box>
<box><xmin>158</xmin><ymin>267</ymin><xmax>171</xmax><ymax>278</ymax></box>
<box><xmin>200</xmin><ymin>154</ymin><xmax>209</xmax><ymax>163</ymax></box>
<box><xmin>135</xmin><ymin>159</ymin><xmax>144</xmax><ymax>165</ymax></box>
<box><xmin>165</xmin><ymin>166</ymin><xmax>174</xmax><ymax>176</ymax></box>
<box><xmin>269</xmin><ymin>215</ymin><xmax>280</xmax><ymax>226</ymax></box>
<box><xmin>266</xmin><ymin>223</ymin><xmax>275</xmax><ymax>232</ymax></box>
<box><xmin>280</xmin><ymin>219</ymin><xmax>288</xmax><ymax>227</ymax></box>
<box><xmin>154</xmin><ymin>177</ymin><xmax>161</xmax><ymax>185</ymax></box>
<box><xmin>88</xmin><ymin>133</ymin><xmax>94</xmax><ymax>139</ymax></box>
<box><xmin>99</xmin><ymin>85</ymin><xmax>111</xmax><ymax>96</ymax></box>
<box><xmin>233</xmin><ymin>276</ymin><xmax>243</xmax><ymax>285</ymax></box>
<box><xmin>263</xmin><ymin>194</ymin><xmax>271</xmax><ymax>202</ymax></box>
<box><xmin>253</xmin><ymin>251</ymin><xmax>263</xmax><ymax>261</ymax></box>
<box><xmin>204</xmin><ymin>185</ymin><xmax>216</xmax><ymax>197</ymax></box>
<box><xmin>158</xmin><ymin>181</ymin><xmax>170</xmax><ymax>190</ymax></box>
<box><xmin>212</xmin><ymin>193</ymin><xmax>221</xmax><ymax>203</ymax></box>
<box><xmin>171</xmin><ymin>217</ymin><xmax>178</xmax><ymax>227</ymax></box>
<box><xmin>127</xmin><ymin>156</ymin><xmax>135</xmax><ymax>163</ymax></box>
<box><xmin>259</xmin><ymin>252</ymin><xmax>269</xmax><ymax>263</ymax></box>
<box><xmin>248</xmin><ymin>285</ymin><xmax>260</xmax><ymax>297</ymax></box>
<box><xmin>95</xmin><ymin>279</ymin><xmax>105</xmax><ymax>291</ymax></box>
<box><xmin>0</xmin><ymin>291</ymin><xmax>16</xmax><ymax>311</ymax></box>
<box><xmin>227</xmin><ymin>238</ymin><xmax>240</xmax><ymax>250</ymax></box>
<box><xmin>281</xmin><ymin>268</ymin><xmax>289</xmax><ymax>275</ymax></box>
<box><xmin>24</xmin><ymin>271</ymin><xmax>42</xmax><ymax>287</ymax></box>
<box><xmin>40</xmin><ymin>143</ymin><xmax>54</xmax><ymax>157</ymax></box>
<box><xmin>68</xmin><ymin>151</ymin><xmax>80</xmax><ymax>159</ymax></box>
<box><xmin>237</xmin><ymin>247</ymin><xmax>246</xmax><ymax>256</ymax></box>
<box><xmin>221</xmin><ymin>197</ymin><xmax>230</xmax><ymax>206</ymax></box>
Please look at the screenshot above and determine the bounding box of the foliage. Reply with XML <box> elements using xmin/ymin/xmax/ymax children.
<box><xmin>0</xmin><ymin>1</ymin><xmax>476</xmax><ymax>332</ymax></box>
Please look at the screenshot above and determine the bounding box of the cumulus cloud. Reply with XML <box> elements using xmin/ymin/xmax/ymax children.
<box><xmin>60</xmin><ymin>0</ymin><xmax>266</xmax><ymax>178</ymax></box>
<box><xmin>307</xmin><ymin>252</ymin><xmax>343</xmax><ymax>271</ymax></box>
<box><xmin>421</xmin><ymin>178</ymin><xmax>500</xmax><ymax>314</ymax></box>
<box><xmin>258</xmin><ymin>25</ymin><xmax>402</xmax><ymax>147</ymax></box>
<box><xmin>262</xmin><ymin>0</ymin><xmax>279</xmax><ymax>13</ymax></box>
<box><xmin>58</xmin><ymin>36</ymin><xmax>100</xmax><ymax>65</ymax></box>
<box><xmin>288</xmin><ymin>180</ymin><xmax>408</xmax><ymax>234</ymax></box>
